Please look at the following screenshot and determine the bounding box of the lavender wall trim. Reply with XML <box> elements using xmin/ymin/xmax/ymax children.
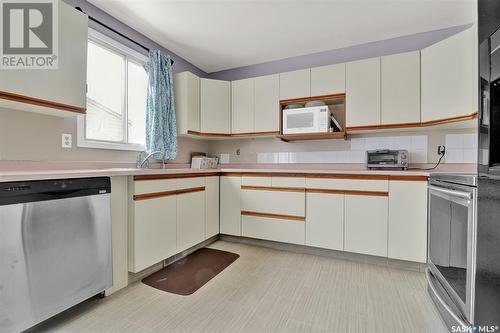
<box><xmin>208</xmin><ymin>23</ymin><xmax>473</xmax><ymax>81</ymax></box>
<box><xmin>63</xmin><ymin>0</ymin><xmax>207</xmax><ymax>77</ymax></box>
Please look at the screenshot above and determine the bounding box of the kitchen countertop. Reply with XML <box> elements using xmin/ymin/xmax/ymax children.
<box><xmin>0</xmin><ymin>163</ymin><xmax>476</xmax><ymax>182</ymax></box>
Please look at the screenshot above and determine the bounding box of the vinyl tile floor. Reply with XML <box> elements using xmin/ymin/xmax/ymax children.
<box><xmin>31</xmin><ymin>241</ymin><xmax>448</xmax><ymax>333</ymax></box>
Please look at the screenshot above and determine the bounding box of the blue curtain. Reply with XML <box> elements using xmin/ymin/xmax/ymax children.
<box><xmin>144</xmin><ymin>50</ymin><xmax>177</xmax><ymax>160</ymax></box>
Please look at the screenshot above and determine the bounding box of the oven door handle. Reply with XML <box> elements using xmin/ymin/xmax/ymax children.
<box><xmin>428</xmin><ymin>185</ymin><xmax>472</xmax><ymax>200</ymax></box>
<box><xmin>426</xmin><ymin>268</ymin><xmax>469</xmax><ymax>327</ymax></box>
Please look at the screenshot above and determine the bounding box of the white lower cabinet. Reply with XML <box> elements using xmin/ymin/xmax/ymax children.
<box><xmin>129</xmin><ymin>176</ymin><xmax>217</xmax><ymax>273</ymax></box>
<box><xmin>388</xmin><ymin>180</ymin><xmax>428</xmax><ymax>263</ymax></box>
<box><xmin>177</xmin><ymin>190</ymin><xmax>206</xmax><ymax>251</ymax></box>
<box><xmin>305</xmin><ymin>192</ymin><xmax>344</xmax><ymax>251</ymax></box>
<box><xmin>205</xmin><ymin>176</ymin><xmax>220</xmax><ymax>238</ymax></box>
<box><xmin>242</xmin><ymin>215</ymin><xmax>305</xmax><ymax>245</ymax></box>
<box><xmin>220</xmin><ymin>176</ymin><xmax>242</xmax><ymax>235</ymax></box>
<box><xmin>344</xmin><ymin>195</ymin><xmax>388</xmax><ymax>257</ymax></box>
<box><xmin>129</xmin><ymin>195</ymin><xmax>177</xmax><ymax>273</ymax></box>
<box><xmin>241</xmin><ymin>189</ymin><xmax>305</xmax><ymax>217</ymax></box>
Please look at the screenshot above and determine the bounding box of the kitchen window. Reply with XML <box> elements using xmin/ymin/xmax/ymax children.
<box><xmin>77</xmin><ymin>29</ymin><xmax>148</xmax><ymax>151</ymax></box>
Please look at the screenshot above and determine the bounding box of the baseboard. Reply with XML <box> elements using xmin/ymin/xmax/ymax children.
<box><xmin>219</xmin><ymin>234</ymin><xmax>427</xmax><ymax>273</ymax></box>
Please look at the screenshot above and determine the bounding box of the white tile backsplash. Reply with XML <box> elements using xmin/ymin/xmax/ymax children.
<box><xmin>248</xmin><ymin>135</ymin><xmax>429</xmax><ymax>164</ymax></box>
<box><xmin>445</xmin><ymin>134</ymin><xmax>478</xmax><ymax>163</ymax></box>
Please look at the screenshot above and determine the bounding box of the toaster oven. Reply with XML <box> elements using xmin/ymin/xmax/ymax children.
<box><xmin>367</xmin><ymin>149</ymin><xmax>409</xmax><ymax>170</ymax></box>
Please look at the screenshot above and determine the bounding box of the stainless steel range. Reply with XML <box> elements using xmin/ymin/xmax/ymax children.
<box><xmin>427</xmin><ymin>173</ymin><xmax>477</xmax><ymax>328</ymax></box>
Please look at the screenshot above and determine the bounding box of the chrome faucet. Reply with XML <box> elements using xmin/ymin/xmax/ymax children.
<box><xmin>136</xmin><ymin>150</ymin><xmax>165</xmax><ymax>169</ymax></box>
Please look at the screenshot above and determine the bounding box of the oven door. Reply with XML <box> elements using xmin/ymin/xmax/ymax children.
<box><xmin>428</xmin><ymin>183</ymin><xmax>476</xmax><ymax>324</ymax></box>
<box><xmin>283</xmin><ymin>109</ymin><xmax>318</xmax><ymax>134</ymax></box>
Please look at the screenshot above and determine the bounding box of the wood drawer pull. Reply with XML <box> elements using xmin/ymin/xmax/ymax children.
<box><xmin>241</xmin><ymin>210</ymin><xmax>305</xmax><ymax>222</ymax></box>
<box><xmin>134</xmin><ymin>186</ymin><xmax>205</xmax><ymax>201</ymax></box>
<box><xmin>134</xmin><ymin>173</ymin><xmax>217</xmax><ymax>181</ymax></box>
<box><xmin>241</xmin><ymin>185</ymin><xmax>305</xmax><ymax>192</ymax></box>
<box><xmin>306</xmin><ymin>189</ymin><xmax>388</xmax><ymax>197</ymax></box>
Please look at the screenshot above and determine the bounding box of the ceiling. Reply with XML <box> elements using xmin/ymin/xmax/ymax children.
<box><xmin>88</xmin><ymin>0</ymin><xmax>476</xmax><ymax>73</ymax></box>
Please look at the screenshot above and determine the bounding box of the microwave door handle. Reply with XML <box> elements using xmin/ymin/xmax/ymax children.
<box><xmin>428</xmin><ymin>185</ymin><xmax>472</xmax><ymax>200</ymax></box>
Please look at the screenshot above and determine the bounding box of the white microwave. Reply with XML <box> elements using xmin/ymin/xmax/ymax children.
<box><xmin>282</xmin><ymin>106</ymin><xmax>330</xmax><ymax>134</ymax></box>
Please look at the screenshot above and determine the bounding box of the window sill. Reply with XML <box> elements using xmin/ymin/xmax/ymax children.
<box><xmin>77</xmin><ymin>139</ymin><xmax>145</xmax><ymax>152</ymax></box>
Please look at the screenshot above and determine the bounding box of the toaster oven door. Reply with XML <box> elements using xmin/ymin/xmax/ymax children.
<box><xmin>367</xmin><ymin>150</ymin><xmax>398</xmax><ymax>166</ymax></box>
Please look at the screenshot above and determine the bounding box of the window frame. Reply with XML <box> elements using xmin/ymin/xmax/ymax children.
<box><xmin>77</xmin><ymin>28</ymin><xmax>149</xmax><ymax>152</ymax></box>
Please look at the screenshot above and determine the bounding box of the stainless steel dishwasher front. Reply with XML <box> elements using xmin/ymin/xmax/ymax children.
<box><xmin>0</xmin><ymin>177</ymin><xmax>112</xmax><ymax>333</ymax></box>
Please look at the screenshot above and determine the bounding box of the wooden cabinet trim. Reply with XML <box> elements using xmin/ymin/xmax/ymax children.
<box><xmin>241</xmin><ymin>185</ymin><xmax>305</xmax><ymax>193</ymax></box>
<box><xmin>0</xmin><ymin>91</ymin><xmax>86</xmax><ymax>114</ymax></box>
<box><xmin>134</xmin><ymin>172</ymin><xmax>218</xmax><ymax>181</ymax></box>
<box><xmin>388</xmin><ymin>175</ymin><xmax>429</xmax><ymax>181</ymax></box>
<box><xmin>346</xmin><ymin>112</ymin><xmax>478</xmax><ymax>132</ymax></box>
<box><xmin>187</xmin><ymin>130</ymin><xmax>279</xmax><ymax>138</ymax></box>
<box><xmin>241</xmin><ymin>210</ymin><xmax>305</xmax><ymax>222</ymax></box>
<box><xmin>306</xmin><ymin>188</ymin><xmax>388</xmax><ymax>197</ymax></box>
<box><xmin>306</xmin><ymin>174</ymin><xmax>389</xmax><ymax>180</ymax></box>
<box><xmin>133</xmin><ymin>186</ymin><xmax>205</xmax><ymax>201</ymax></box>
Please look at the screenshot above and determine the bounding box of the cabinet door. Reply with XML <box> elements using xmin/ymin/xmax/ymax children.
<box><xmin>381</xmin><ymin>51</ymin><xmax>421</xmax><ymax>125</ymax></box>
<box><xmin>254</xmin><ymin>74</ymin><xmax>279</xmax><ymax>132</ymax></box>
<box><xmin>174</xmin><ymin>71</ymin><xmax>200</xmax><ymax>134</ymax></box>
<box><xmin>305</xmin><ymin>192</ymin><xmax>344</xmax><ymax>251</ymax></box>
<box><xmin>177</xmin><ymin>190</ymin><xmax>206</xmax><ymax>252</ymax></box>
<box><xmin>200</xmin><ymin>78</ymin><xmax>231</xmax><ymax>133</ymax></box>
<box><xmin>388</xmin><ymin>180</ymin><xmax>427</xmax><ymax>263</ymax></box>
<box><xmin>130</xmin><ymin>196</ymin><xmax>177</xmax><ymax>273</ymax></box>
<box><xmin>242</xmin><ymin>215</ymin><xmax>305</xmax><ymax>245</ymax></box>
<box><xmin>205</xmin><ymin>176</ymin><xmax>220</xmax><ymax>238</ymax></box>
<box><xmin>279</xmin><ymin>69</ymin><xmax>311</xmax><ymax>100</ymax></box>
<box><xmin>421</xmin><ymin>27</ymin><xmax>476</xmax><ymax>122</ymax></box>
<box><xmin>310</xmin><ymin>63</ymin><xmax>346</xmax><ymax>96</ymax></box>
<box><xmin>220</xmin><ymin>176</ymin><xmax>241</xmax><ymax>235</ymax></box>
<box><xmin>344</xmin><ymin>194</ymin><xmax>388</xmax><ymax>257</ymax></box>
<box><xmin>232</xmin><ymin>78</ymin><xmax>255</xmax><ymax>134</ymax></box>
<box><xmin>0</xmin><ymin>2</ymin><xmax>88</xmax><ymax>110</ymax></box>
<box><xmin>346</xmin><ymin>57</ymin><xmax>381</xmax><ymax>128</ymax></box>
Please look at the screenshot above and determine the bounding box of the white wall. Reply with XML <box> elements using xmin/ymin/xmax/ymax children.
<box><xmin>0</xmin><ymin>108</ymin><xmax>208</xmax><ymax>163</ymax></box>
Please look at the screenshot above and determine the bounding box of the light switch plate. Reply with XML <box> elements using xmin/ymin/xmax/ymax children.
<box><xmin>62</xmin><ymin>133</ymin><xmax>72</xmax><ymax>148</ymax></box>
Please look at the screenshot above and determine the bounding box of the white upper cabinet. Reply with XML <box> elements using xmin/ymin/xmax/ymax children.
<box><xmin>381</xmin><ymin>51</ymin><xmax>421</xmax><ymax>125</ymax></box>
<box><xmin>231</xmin><ymin>78</ymin><xmax>255</xmax><ymax>134</ymax></box>
<box><xmin>0</xmin><ymin>1</ymin><xmax>88</xmax><ymax>116</ymax></box>
<box><xmin>254</xmin><ymin>74</ymin><xmax>280</xmax><ymax>133</ymax></box>
<box><xmin>174</xmin><ymin>71</ymin><xmax>200</xmax><ymax>134</ymax></box>
<box><xmin>200</xmin><ymin>78</ymin><xmax>231</xmax><ymax>133</ymax></box>
<box><xmin>421</xmin><ymin>27</ymin><xmax>477</xmax><ymax>122</ymax></box>
<box><xmin>279</xmin><ymin>69</ymin><xmax>311</xmax><ymax>100</ymax></box>
<box><xmin>310</xmin><ymin>63</ymin><xmax>346</xmax><ymax>96</ymax></box>
<box><xmin>346</xmin><ymin>57</ymin><xmax>381</xmax><ymax>128</ymax></box>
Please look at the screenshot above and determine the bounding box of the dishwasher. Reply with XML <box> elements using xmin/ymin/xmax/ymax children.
<box><xmin>0</xmin><ymin>177</ymin><xmax>112</xmax><ymax>333</ymax></box>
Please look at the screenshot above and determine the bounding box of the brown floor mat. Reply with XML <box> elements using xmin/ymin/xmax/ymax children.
<box><xmin>142</xmin><ymin>248</ymin><xmax>240</xmax><ymax>295</ymax></box>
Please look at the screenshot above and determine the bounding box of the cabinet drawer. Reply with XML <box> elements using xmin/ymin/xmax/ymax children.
<box><xmin>133</xmin><ymin>179</ymin><xmax>177</xmax><ymax>195</ymax></box>
<box><xmin>271</xmin><ymin>177</ymin><xmax>305</xmax><ymax>188</ymax></box>
<box><xmin>241</xmin><ymin>188</ymin><xmax>305</xmax><ymax>217</ymax></box>
<box><xmin>306</xmin><ymin>178</ymin><xmax>388</xmax><ymax>192</ymax></box>
<box><xmin>241</xmin><ymin>176</ymin><xmax>272</xmax><ymax>186</ymax></box>
<box><xmin>177</xmin><ymin>177</ymin><xmax>205</xmax><ymax>190</ymax></box>
<box><xmin>242</xmin><ymin>214</ymin><xmax>305</xmax><ymax>245</ymax></box>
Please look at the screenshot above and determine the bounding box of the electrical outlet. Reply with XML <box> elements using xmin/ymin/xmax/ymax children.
<box><xmin>62</xmin><ymin>133</ymin><xmax>72</xmax><ymax>148</ymax></box>
<box><xmin>438</xmin><ymin>145</ymin><xmax>446</xmax><ymax>156</ymax></box>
